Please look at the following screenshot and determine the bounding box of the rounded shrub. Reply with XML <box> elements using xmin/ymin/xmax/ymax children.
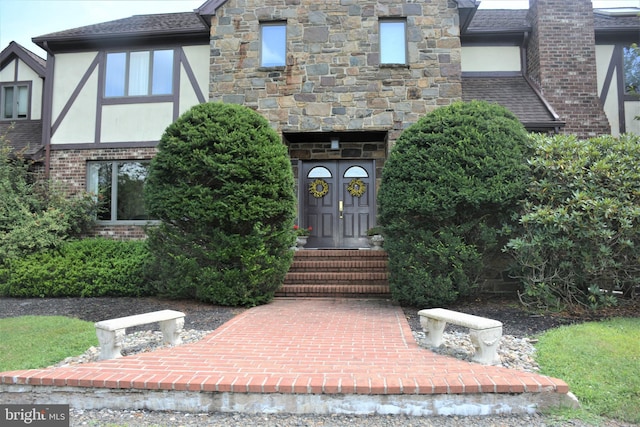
<box><xmin>144</xmin><ymin>102</ymin><xmax>296</xmax><ymax>307</ymax></box>
<box><xmin>378</xmin><ymin>100</ymin><xmax>530</xmax><ymax>307</ymax></box>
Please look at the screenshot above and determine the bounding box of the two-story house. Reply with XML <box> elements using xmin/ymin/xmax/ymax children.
<box><xmin>1</xmin><ymin>0</ymin><xmax>638</xmax><ymax>247</ymax></box>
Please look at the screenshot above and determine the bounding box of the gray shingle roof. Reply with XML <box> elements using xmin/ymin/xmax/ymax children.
<box><xmin>467</xmin><ymin>8</ymin><xmax>639</xmax><ymax>34</ymax></box>
<box><xmin>462</xmin><ymin>76</ymin><xmax>562</xmax><ymax>129</ymax></box>
<box><xmin>0</xmin><ymin>121</ymin><xmax>44</xmax><ymax>160</ymax></box>
<box><xmin>0</xmin><ymin>41</ymin><xmax>45</xmax><ymax>76</ymax></box>
<box><xmin>33</xmin><ymin>12</ymin><xmax>207</xmax><ymax>42</ymax></box>
<box><xmin>467</xmin><ymin>10</ymin><xmax>529</xmax><ymax>33</ymax></box>
<box><xmin>594</xmin><ymin>12</ymin><xmax>640</xmax><ymax>31</ymax></box>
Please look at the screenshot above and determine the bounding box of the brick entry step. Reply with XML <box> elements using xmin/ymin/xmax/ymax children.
<box><xmin>278</xmin><ymin>250</ymin><xmax>390</xmax><ymax>298</ymax></box>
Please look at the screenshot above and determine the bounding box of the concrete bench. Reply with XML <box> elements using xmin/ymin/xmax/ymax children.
<box><xmin>95</xmin><ymin>310</ymin><xmax>185</xmax><ymax>360</ymax></box>
<box><xmin>418</xmin><ymin>308</ymin><xmax>502</xmax><ymax>365</ymax></box>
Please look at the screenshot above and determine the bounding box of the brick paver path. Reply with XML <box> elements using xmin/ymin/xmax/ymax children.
<box><xmin>1</xmin><ymin>298</ymin><xmax>568</xmax><ymax>396</ymax></box>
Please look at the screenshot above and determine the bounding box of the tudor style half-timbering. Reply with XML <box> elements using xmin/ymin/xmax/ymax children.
<box><xmin>0</xmin><ymin>42</ymin><xmax>46</xmax><ymax>164</ymax></box>
<box><xmin>3</xmin><ymin>0</ymin><xmax>635</xmax><ymax>242</ymax></box>
<box><xmin>32</xmin><ymin>13</ymin><xmax>210</xmax><ymax>238</ymax></box>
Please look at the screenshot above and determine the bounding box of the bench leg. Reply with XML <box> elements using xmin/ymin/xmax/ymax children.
<box><xmin>469</xmin><ymin>326</ymin><xmax>502</xmax><ymax>365</ymax></box>
<box><xmin>420</xmin><ymin>317</ymin><xmax>447</xmax><ymax>347</ymax></box>
<box><xmin>159</xmin><ymin>317</ymin><xmax>184</xmax><ymax>346</ymax></box>
<box><xmin>96</xmin><ymin>328</ymin><xmax>125</xmax><ymax>360</ymax></box>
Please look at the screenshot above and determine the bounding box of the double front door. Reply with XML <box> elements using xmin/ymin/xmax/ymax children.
<box><xmin>301</xmin><ymin>160</ymin><xmax>375</xmax><ymax>248</ymax></box>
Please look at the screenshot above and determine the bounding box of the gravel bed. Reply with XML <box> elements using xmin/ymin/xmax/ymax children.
<box><xmin>69</xmin><ymin>410</ymin><xmax>566</xmax><ymax>426</ymax></box>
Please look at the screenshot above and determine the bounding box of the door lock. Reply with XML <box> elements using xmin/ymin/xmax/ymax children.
<box><xmin>339</xmin><ymin>200</ymin><xmax>343</xmax><ymax>219</ymax></box>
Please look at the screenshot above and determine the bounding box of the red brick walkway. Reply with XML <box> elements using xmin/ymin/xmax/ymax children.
<box><xmin>1</xmin><ymin>298</ymin><xmax>568</xmax><ymax>397</ymax></box>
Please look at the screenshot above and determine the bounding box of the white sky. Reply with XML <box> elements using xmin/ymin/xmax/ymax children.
<box><xmin>1</xmin><ymin>0</ymin><xmax>638</xmax><ymax>59</ymax></box>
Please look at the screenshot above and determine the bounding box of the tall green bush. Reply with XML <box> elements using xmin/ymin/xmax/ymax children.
<box><xmin>506</xmin><ymin>133</ymin><xmax>640</xmax><ymax>310</ymax></box>
<box><xmin>378</xmin><ymin>101</ymin><xmax>530</xmax><ymax>307</ymax></box>
<box><xmin>144</xmin><ymin>102</ymin><xmax>296</xmax><ymax>307</ymax></box>
<box><xmin>0</xmin><ymin>238</ymin><xmax>150</xmax><ymax>297</ymax></box>
<box><xmin>0</xmin><ymin>131</ymin><xmax>96</xmax><ymax>262</ymax></box>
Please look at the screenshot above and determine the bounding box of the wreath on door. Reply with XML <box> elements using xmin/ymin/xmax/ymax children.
<box><xmin>309</xmin><ymin>179</ymin><xmax>329</xmax><ymax>198</ymax></box>
<box><xmin>347</xmin><ymin>178</ymin><xmax>366</xmax><ymax>197</ymax></box>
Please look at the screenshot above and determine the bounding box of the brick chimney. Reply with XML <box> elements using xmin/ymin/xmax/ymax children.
<box><xmin>526</xmin><ymin>0</ymin><xmax>611</xmax><ymax>137</ymax></box>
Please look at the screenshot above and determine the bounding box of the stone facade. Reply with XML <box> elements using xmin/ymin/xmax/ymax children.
<box><xmin>208</xmin><ymin>0</ymin><xmax>463</xmax><ymax>147</ymax></box>
<box><xmin>526</xmin><ymin>0</ymin><xmax>611</xmax><ymax>137</ymax></box>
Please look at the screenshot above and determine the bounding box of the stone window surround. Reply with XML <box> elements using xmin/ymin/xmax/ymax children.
<box><xmin>260</xmin><ymin>21</ymin><xmax>287</xmax><ymax>68</ymax></box>
<box><xmin>379</xmin><ymin>18</ymin><xmax>408</xmax><ymax>66</ymax></box>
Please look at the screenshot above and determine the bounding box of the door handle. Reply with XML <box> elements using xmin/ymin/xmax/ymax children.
<box><xmin>339</xmin><ymin>200</ymin><xmax>343</xmax><ymax>219</ymax></box>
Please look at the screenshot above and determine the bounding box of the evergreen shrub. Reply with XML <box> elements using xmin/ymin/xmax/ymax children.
<box><xmin>0</xmin><ymin>238</ymin><xmax>150</xmax><ymax>297</ymax></box>
<box><xmin>0</xmin><ymin>132</ymin><xmax>96</xmax><ymax>262</ymax></box>
<box><xmin>378</xmin><ymin>101</ymin><xmax>530</xmax><ymax>307</ymax></box>
<box><xmin>506</xmin><ymin>133</ymin><xmax>640</xmax><ymax>310</ymax></box>
<box><xmin>144</xmin><ymin>102</ymin><xmax>296</xmax><ymax>307</ymax></box>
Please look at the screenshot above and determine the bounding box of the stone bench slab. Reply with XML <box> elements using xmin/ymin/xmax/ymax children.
<box><xmin>418</xmin><ymin>308</ymin><xmax>503</xmax><ymax>365</ymax></box>
<box><xmin>95</xmin><ymin>310</ymin><xmax>185</xmax><ymax>360</ymax></box>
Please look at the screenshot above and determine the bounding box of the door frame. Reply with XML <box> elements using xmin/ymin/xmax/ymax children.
<box><xmin>298</xmin><ymin>159</ymin><xmax>376</xmax><ymax>249</ymax></box>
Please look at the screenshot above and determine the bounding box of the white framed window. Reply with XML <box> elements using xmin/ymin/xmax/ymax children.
<box><xmin>380</xmin><ymin>20</ymin><xmax>407</xmax><ymax>65</ymax></box>
<box><xmin>87</xmin><ymin>161</ymin><xmax>152</xmax><ymax>222</ymax></box>
<box><xmin>1</xmin><ymin>84</ymin><xmax>29</xmax><ymax>119</ymax></box>
<box><xmin>104</xmin><ymin>49</ymin><xmax>174</xmax><ymax>97</ymax></box>
<box><xmin>261</xmin><ymin>22</ymin><xmax>287</xmax><ymax>67</ymax></box>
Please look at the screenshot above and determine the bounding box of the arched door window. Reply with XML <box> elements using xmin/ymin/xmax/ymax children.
<box><xmin>307</xmin><ymin>166</ymin><xmax>332</xmax><ymax>178</ymax></box>
<box><xmin>343</xmin><ymin>166</ymin><xmax>368</xmax><ymax>178</ymax></box>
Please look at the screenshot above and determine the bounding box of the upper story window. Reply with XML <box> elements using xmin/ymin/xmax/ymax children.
<box><xmin>105</xmin><ymin>49</ymin><xmax>174</xmax><ymax>98</ymax></box>
<box><xmin>380</xmin><ymin>20</ymin><xmax>407</xmax><ymax>65</ymax></box>
<box><xmin>261</xmin><ymin>22</ymin><xmax>287</xmax><ymax>67</ymax></box>
<box><xmin>623</xmin><ymin>44</ymin><xmax>639</xmax><ymax>96</ymax></box>
<box><xmin>1</xmin><ymin>84</ymin><xmax>29</xmax><ymax>120</ymax></box>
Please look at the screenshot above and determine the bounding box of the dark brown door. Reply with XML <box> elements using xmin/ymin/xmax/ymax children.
<box><xmin>301</xmin><ymin>160</ymin><xmax>375</xmax><ymax>248</ymax></box>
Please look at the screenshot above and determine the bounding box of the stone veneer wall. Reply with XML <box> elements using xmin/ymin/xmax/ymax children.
<box><xmin>526</xmin><ymin>0</ymin><xmax>610</xmax><ymax>138</ymax></box>
<box><xmin>48</xmin><ymin>147</ymin><xmax>157</xmax><ymax>239</ymax></box>
<box><xmin>208</xmin><ymin>0</ymin><xmax>463</xmax><ymax>146</ymax></box>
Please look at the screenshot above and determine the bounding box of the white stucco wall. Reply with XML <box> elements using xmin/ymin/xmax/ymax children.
<box><xmin>625</xmin><ymin>101</ymin><xmax>640</xmax><ymax>135</ymax></box>
<box><xmin>17</xmin><ymin>59</ymin><xmax>43</xmax><ymax>120</ymax></box>
<box><xmin>101</xmin><ymin>103</ymin><xmax>173</xmax><ymax>143</ymax></box>
<box><xmin>51</xmin><ymin>52</ymin><xmax>99</xmax><ymax>144</ymax></box>
<box><xmin>461</xmin><ymin>46</ymin><xmax>521</xmax><ymax>72</ymax></box>
<box><xmin>0</xmin><ymin>57</ymin><xmax>44</xmax><ymax>120</ymax></box>
<box><xmin>0</xmin><ymin>59</ymin><xmax>14</xmax><ymax>81</ymax></box>
<box><xmin>595</xmin><ymin>45</ymin><xmax>620</xmax><ymax>135</ymax></box>
<box><xmin>179</xmin><ymin>45</ymin><xmax>209</xmax><ymax>115</ymax></box>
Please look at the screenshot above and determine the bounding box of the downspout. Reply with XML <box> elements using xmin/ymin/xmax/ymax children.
<box><xmin>40</xmin><ymin>41</ymin><xmax>54</xmax><ymax>179</ymax></box>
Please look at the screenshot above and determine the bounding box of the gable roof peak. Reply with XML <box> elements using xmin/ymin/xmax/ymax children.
<box><xmin>0</xmin><ymin>41</ymin><xmax>46</xmax><ymax>76</ymax></box>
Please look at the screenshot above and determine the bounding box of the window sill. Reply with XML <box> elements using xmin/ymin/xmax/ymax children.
<box><xmin>379</xmin><ymin>64</ymin><xmax>410</xmax><ymax>69</ymax></box>
<box><xmin>102</xmin><ymin>95</ymin><xmax>173</xmax><ymax>105</ymax></box>
<box><xmin>95</xmin><ymin>220</ymin><xmax>159</xmax><ymax>226</ymax></box>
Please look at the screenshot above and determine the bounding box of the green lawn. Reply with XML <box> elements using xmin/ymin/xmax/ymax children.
<box><xmin>0</xmin><ymin>315</ymin><xmax>98</xmax><ymax>371</ymax></box>
<box><xmin>535</xmin><ymin>317</ymin><xmax>640</xmax><ymax>424</ymax></box>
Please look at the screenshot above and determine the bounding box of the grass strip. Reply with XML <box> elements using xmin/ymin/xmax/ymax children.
<box><xmin>0</xmin><ymin>315</ymin><xmax>98</xmax><ymax>371</ymax></box>
<box><xmin>536</xmin><ymin>317</ymin><xmax>640</xmax><ymax>424</ymax></box>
